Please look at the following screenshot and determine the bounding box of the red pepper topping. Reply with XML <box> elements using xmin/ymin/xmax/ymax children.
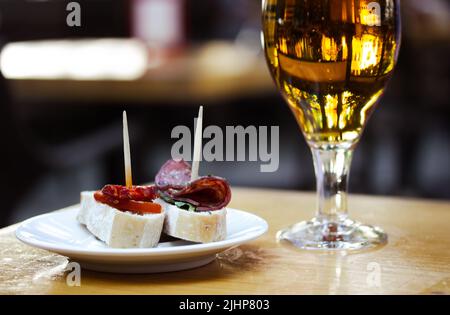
<box><xmin>94</xmin><ymin>185</ymin><xmax>161</xmax><ymax>214</ymax></box>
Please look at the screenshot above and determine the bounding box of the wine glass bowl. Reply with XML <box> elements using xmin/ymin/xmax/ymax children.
<box><xmin>262</xmin><ymin>0</ymin><xmax>401</xmax><ymax>250</ymax></box>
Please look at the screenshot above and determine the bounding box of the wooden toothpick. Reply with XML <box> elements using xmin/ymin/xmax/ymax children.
<box><xmin>123</xmin><ymin>111</ymin><xmax>133</xmax><ymax>188</ymax></box>
<box><xmin>191</xmin><ymin>106</ymin><xmax>203</xmax><ymax>181</ymax></box>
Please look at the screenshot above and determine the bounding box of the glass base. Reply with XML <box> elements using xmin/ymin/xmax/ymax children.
<box><xmin>277</xmin><ymin>217</ymin><xmax>387</xmax><ymax>251</ymax></box>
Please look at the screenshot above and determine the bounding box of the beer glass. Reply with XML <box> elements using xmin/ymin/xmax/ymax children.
<box><xmin>262</xmin><ymin>0</ymin><xmax>401</xmax><ymax>249</ymax></box>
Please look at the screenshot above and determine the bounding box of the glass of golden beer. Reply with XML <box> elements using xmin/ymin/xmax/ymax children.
<box><xmin>262</xmin><ymin>0</ymin><xmax>401</xmax><ymax>250</ymax></box>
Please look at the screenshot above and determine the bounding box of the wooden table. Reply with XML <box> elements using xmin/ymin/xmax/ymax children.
<box><xmin>1</xmin><ymin>188</ymin><xmax>449</xmax><ymax>295</ymax></box>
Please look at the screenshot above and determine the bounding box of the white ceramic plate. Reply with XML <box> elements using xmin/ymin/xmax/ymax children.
<box><xmin>15</xmin><ymin>206</ymin><xmax>268</xmax><ymax>273</ymax></box>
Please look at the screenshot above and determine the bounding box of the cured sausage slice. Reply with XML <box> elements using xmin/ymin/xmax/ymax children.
<box><xmin>155</xmin><ymin>159</ymin><xmax>231</xmax><ymax>211</ymax></box>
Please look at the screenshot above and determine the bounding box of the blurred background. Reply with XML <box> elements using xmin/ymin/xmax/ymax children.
<box><xmin>0</xmin><ymin>0</ymin><xmax>448</xmax><ymax>227</ymax></box>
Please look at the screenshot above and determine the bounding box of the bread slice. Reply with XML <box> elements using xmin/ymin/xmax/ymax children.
<box><xmin>77</xmin><ymin>191</ymin><xmax>164</xmax><ymax>248</ymax></box>
<box><xmin>156</xmin><ymin>200</ymin><xmax>226</xmax><ymax>243</ymax></box>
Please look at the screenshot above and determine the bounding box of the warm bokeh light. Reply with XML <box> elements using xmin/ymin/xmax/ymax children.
<box><xmin>321</xmin><ymin>35</ymin><xmax>340</xmax><ymax>62</ymax></box>
<box><xmin>351</xmin><ymin>34</ymin><xmax>382</xmax><ymax>76</ymax></box>
<box><xmin>0</xmin><ymin>39</ymin><xmax>149</xmax><ymax>80</ymax></box>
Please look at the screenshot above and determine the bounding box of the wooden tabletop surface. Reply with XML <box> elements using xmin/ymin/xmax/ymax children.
<box><xmin>1</xmin><ymin>188</ymin><xmax>449</xmax><ymax>295</ymax></box>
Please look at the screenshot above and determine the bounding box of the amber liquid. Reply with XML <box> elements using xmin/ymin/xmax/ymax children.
<box><xmin>263</xmin><ymin>0</ymin><xmax>400</xmax><ymax>148</ymax></box>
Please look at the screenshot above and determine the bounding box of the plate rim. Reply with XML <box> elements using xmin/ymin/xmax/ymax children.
<box><xmin>15</xmin><ymin>206</ymin><xmax>268</xmax><ymax>257</ymax></box>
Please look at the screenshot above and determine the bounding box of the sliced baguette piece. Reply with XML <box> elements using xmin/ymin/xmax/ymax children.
<box><xmin>77</xmin><ymin>191</ymin><xmax>164</xmax><ymax>248</ymax></box>
<box><xmin>156</xmin><ymin>199</ymin><xmax>226</xmax><ymax>243</ymax></box>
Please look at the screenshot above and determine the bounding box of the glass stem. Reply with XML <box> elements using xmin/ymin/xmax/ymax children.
<box><xmin>311</xmin><ymin>148</ymin><xmax>353</xmax><ymax>223</ymax></box>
